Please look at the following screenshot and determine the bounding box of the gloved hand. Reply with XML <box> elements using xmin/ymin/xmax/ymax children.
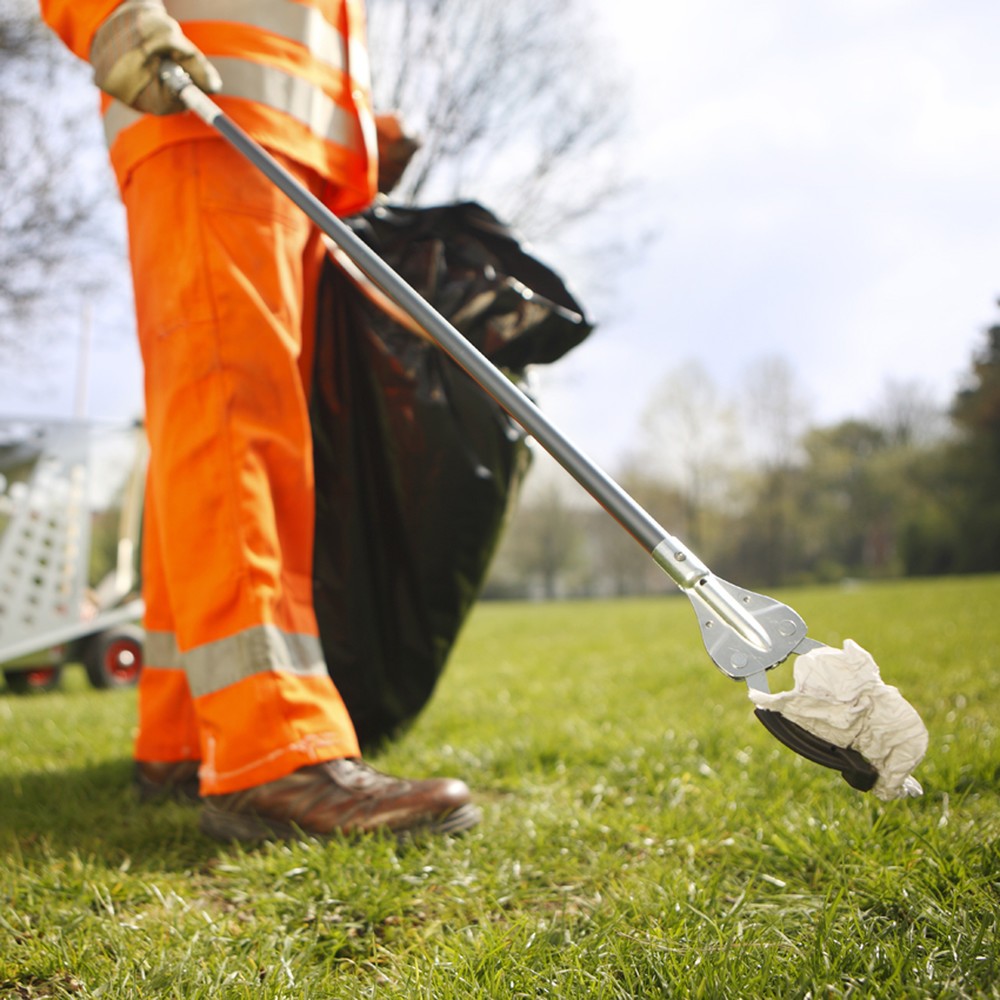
<box><xmin>375</xmin><ymin>113</ymin><xmax>420</xmax><ymax>194</ymax></box>
<box><xmin>90</xmin><ymin>0</ymin><xmax>221</xmax><ymax>115</ymax></box>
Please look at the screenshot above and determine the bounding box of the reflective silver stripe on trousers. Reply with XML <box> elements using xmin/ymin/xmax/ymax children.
<box><xmin>183</xmin><ymin>624</ymin><xmax>328</xmax><ymax>699</ymax></box>
<box><xmin>103</xmin><ymin>57</ymin><xmax>364</xmax><ymax>152</ymax></box>
<box><xmin>145</xmin><ymin>629</ymin><xmax>181</xmax><ymax>669</ymax></box>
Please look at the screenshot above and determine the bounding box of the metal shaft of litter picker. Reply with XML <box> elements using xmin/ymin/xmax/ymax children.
<box><xmin>159</xmin><ymin>62</ymin><xmax>814</xmax><ymax>693</ymax></box>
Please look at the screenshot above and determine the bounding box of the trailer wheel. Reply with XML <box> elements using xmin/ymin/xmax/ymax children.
<box><xmin>4</xmin><ymin>666</ymin><xmax>64</xmax><ymax>694</ymax></box>
<box><xmin>84</xmin><ymin>626</ymin><xmax>144</xmax><ymax>689</ymax></box>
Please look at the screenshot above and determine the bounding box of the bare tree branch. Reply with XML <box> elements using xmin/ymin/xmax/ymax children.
<box><xmin>0</xmin><ymin>0</ymin><xmax>121</xmax><ymax>367</ymax></box>
<box><xmin>366</xmin><ymin>0</ymin><xmax>629</xmax><ymax>242</ymax></box>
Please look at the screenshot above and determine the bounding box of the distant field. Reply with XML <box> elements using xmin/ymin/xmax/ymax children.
<box><xmin>2</xmin><ymin>576</ymin><xmax>998</xmax><ymax>998</ymax></box>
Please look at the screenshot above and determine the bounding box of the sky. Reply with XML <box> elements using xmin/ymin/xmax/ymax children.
<box><xmin>530</xmin><ymin>0</ymin><xmax>1000</xmax><ymax>470</ymax></box>
<box><xmin>4</xmin><ymin>0</ymin><xmax>1000</xmax><ymax>479</ymax></box>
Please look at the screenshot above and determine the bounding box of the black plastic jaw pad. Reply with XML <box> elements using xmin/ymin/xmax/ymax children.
<box><xmin>754</xmin><ymin>708</ymin><xmax>879</xmax><ymax>792</ymax></box>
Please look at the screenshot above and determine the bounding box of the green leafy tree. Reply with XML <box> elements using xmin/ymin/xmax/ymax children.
<box><xmin>488</xmin><ymin>475</ymin><xmax>585</xmax><ymax>599</ymax></box>
<box><xmin>947</xmin><ymin>317</ymin><xmax>1000</xmax><ymax>571</ymax></box>
<box><xmin>758</xmin><ymin>420</ymin><xmax>895</xmax><ymax>582</ymax></box>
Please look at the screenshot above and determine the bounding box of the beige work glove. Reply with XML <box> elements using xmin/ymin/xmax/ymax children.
<box><xmin>90</xmin><ymin>0</ymin><xmax>222</xmax><ymax>115</ymax></box>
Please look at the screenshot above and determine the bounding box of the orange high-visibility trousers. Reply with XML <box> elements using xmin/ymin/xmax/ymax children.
<box><xmin>127</xmin><ymin>138</ymin><xmax>360</xmax><ymax>795</ymax></box>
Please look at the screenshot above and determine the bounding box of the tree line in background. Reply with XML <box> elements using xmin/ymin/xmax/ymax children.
<box><xmin>487</xmin><ymin>316</ymin><xmax>1000</xmax><ymax>598</ymax></box>
<box><xmin>5</xmin><ymin>3</ymin><xmax>999</xmax><ymax>599</ymax></box>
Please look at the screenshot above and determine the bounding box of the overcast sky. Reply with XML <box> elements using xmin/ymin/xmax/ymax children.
<box><xmin>5</xmin><ymin>0</ymin><xmax>1000</xmax><ymax>480</ymax></box>
<box><xmin>533</xmin><ymin>0</ymin><xmax>1000</xmax><ymax>469</ymax></box>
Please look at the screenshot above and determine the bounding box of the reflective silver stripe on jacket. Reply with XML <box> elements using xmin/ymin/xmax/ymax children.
<box><xmin>182</xmin><ymin>623</ymin><xmax>328</xmax><ymax>699</ymax></box>
<box><xmin>103</xmin><ymin>56</ymin><xmax>364</xmax><ymax>150</ymax></box>
<box><xmin>144</xmin><ymin>629</ymin><xmax>181</xmax><ymax>669</ymax></box>
<box><xmin>166</xmin><ymin>0</ymin><xmax>357</xmax><ymax>77</ymax></box>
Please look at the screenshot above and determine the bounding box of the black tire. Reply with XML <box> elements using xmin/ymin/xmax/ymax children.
<box><xmin>83</xmin><ymin>626</ymin><xmax>144</xmax><ymax>689</ymax></box>
<box><xmin>4</xmin><ymin>665</ymin><xmax>64</xmax><ymax>694</ymax></box>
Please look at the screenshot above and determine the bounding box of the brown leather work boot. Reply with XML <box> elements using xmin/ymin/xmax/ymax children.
<box><xmin>199</xmin><ymin>758</ymin><xmax>480</xmax><ymax>842</ymax></box>
<box><xmin>134</xmin><ymin>760</ymin><xmax>202</xmax><ymax>804</ymax></box>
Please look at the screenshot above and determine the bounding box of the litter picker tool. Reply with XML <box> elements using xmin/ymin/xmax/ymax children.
<box><xmin>159</xmin><ymin>63</ymin><xmax>927</xmax><ymax>798</ymax></box>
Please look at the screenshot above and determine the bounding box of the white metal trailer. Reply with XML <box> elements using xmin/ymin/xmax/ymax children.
<box><xmin>0</xmin><ymin>418</ymin><xmax>146</xmax><ymax>693</ymax></box>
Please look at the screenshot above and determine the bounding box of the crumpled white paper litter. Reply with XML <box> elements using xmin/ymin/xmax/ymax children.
<box><xmin>748</xmin><ymin>639</ymin><xmax>928</xmax><ymax>800</ymax></box>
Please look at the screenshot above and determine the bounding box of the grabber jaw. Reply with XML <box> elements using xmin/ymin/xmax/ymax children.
<box><xmin>752</xmin><ymin>708</ymin><xmax>879</xmax><ymax>791</ymax></box>
<box><xmin>672</xmin><ymin>567</ymin><xmax>880</xmax><ymax>791</ymax></box>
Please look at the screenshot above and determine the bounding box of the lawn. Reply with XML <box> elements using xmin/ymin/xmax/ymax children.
<box><xmin>1</xmin><ymin>575</ymin><xmax>998</xmax><ymax>998</ymax></box>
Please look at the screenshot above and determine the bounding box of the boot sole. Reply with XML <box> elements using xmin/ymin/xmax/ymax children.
<box><xmin>199</xmin><ymin>800</ymin><xmax>482</xmax><ymax>843</ymax></box>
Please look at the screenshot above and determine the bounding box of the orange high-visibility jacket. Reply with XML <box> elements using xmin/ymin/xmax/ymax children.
<box><xmin>39</xmin><ymin>0</ymin><xmax>377</xmax><ymax>215</ymax></box>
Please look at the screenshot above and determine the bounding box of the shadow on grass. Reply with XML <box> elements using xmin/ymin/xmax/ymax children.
<box><xmin>0</xmin><ymin>759</ymin><xmax>221</xmax><ymax>869</ymax></box>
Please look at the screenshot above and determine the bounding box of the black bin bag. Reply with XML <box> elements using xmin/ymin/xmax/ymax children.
<box><xmin>310</xmin><ymin>201</ymin><xmax>593</xmax><ymax>751</ymax></box>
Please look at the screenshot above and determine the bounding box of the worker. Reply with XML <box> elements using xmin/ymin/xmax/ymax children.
<box><xmin>38</xmin><ymin>0</ymin><xmax>480</xmax><ymax>842</ymax></box>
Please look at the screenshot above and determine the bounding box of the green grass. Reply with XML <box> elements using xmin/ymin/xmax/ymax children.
<box><xmin>1</xmin><ymin>576</ymin><xmax>998</xmax><ymax>998</ymax></box>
